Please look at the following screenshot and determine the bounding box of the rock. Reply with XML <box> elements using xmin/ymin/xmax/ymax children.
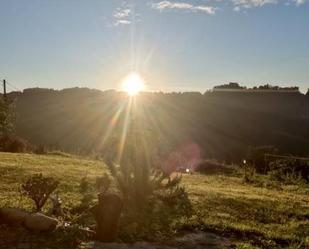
<box><xmin>0</xmin><ymin>208</ymin><xmax>29</xmax><ymax>225</ymax></box>
<box><xmin>24</xmin><ymin>213</ymin><xmax>58</xmax><ymax>232</ymax></box>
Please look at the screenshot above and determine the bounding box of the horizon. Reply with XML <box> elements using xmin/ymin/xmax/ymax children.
<box><xmin>3</xmin><ymin>83</ymin><xmax>308</xmax><ymax>95</ymax></box>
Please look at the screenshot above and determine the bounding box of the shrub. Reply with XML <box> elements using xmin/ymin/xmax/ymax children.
<box><xmin>268</xmin><ymin>159</ymin><xmax>309</xmax><ymax>184</ymax></box>
<box><xmin>0</xmin><ymin>97</ymin><xmax>15</xmax><ymax>136</ymax></box>
<box><xmin>247</xmin><ymin>146</ymin><xmax>278</xmax><ymax>173</ymax></box>
<box><xmin>34</xmin><ymin>144</ymin><xmax>47</xmax><ymax>154</ymax></box>
<box><xmin>195</xmin><ymin>160</ymin><xmax>233</xmax><ymax>175</ymax></box>
<box><xmin>242</xmin><ymin>162</ymin><xmax>256</xmax><ymax>183</ymax></box>
<box><xmin>0</xmin><ymin>135</ymin><xmax>28</xmax><ymax>153</ymax></box>
<box><xmin>72</xmin><ymin>176</ymin><xmax>97</xmax><ymax>214</ymax></box>
<box><xmin>79</xmin><ymin>176</ymin><xmax>91</xmax><ymax>195</ymax></box>
<box><xmin>22</xmin><ymin>173</ymin><xmax>59</xmax><ymax>211</ymax></box>
<box><xmin>108</xmin><ymin>160</ymin><xmax>192</xmax><ymax>240</ymax></box>
<box><xmin>95</xmin><ymin>173</ymin><xmax>111</xmax><ymax>193</ymax></box>
<box><xmin>101</xmin><ymin>127</ymin><xmax>193</xmax><ymax>240</ymax></box>
<box><xmin>118</xmin><ymin>171</ymin><xmax>192</xmax><ymax>241</ymax></box>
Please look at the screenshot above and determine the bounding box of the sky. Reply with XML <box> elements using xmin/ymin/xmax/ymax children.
<box><xmin>0</xmin><ymin>0</ymin><xmax>309</xmax><ymax>93</ymax></box>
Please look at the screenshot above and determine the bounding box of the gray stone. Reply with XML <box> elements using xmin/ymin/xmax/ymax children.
<box><xmin>24</xmin><ymin>213</ymin><xmax>58</xmax><ymax>232</ymax></box>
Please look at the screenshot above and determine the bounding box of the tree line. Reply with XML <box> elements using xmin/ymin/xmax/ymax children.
<box><xmin>1</xmin><ymin>84</ymin><xmax>309</xmax><ymax>162</ymax></box>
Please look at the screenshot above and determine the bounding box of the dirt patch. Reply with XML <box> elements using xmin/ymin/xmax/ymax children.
<box><xmin>82</xmin><ymin>232</ymin><xmax>231</xmax><ymax>249</ymax></box>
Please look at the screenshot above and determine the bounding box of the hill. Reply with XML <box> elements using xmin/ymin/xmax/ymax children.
<box><xmin>9</xmin><ymin>88</ymin><xmax>309</xmax><ymax>162</ymax></box>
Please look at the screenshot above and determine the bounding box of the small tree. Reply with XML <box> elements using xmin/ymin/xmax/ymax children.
<box><xmin>0</xmin><ymin>97</ymin><xmax>14</xmax><ymax>137</ymax></box>
<box><xmin>105</xmin><ymin>126</ymin><xmax>192</xmax><ymax>239</ymax></box>
<box><xmin>22</xmin><ymin>173</ymin><xmax>59</xmax><ymax>211</ymax></box>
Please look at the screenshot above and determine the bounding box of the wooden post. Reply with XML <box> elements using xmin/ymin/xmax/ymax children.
<box><xmin>3</xmin><ymin>79</ymin><xmax>7</xmax><ymax>100</ymax></box>
<box><xmin>93</xmin><ymin>192</ymin><xmax>123</xmax><ymax>242</ymax></box>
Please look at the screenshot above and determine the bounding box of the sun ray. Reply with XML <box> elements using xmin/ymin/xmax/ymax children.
<box><xmin>116</xmin><ymin>98</ymin><xmax>133</xmax><ymax>164</ymax></box>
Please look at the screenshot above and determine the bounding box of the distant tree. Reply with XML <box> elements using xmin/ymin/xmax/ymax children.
<box><xmin>213</xmin><ymin>82</ymin><xmax>246</xmax><ymax>90</ymax></box>
<box><xmin>0</xmin><ymin>96</ymin><xmax>25</xmax><ymax>153</ymax></box>
<box><xmin>10</xmin><ymin>86</ymin><xmax>309</xmax><ymax>162</ymax></box>
<box><xmin>0</xmin><ymin>97</ymin><xmax>14</xmax><ymax>137</ymax></box>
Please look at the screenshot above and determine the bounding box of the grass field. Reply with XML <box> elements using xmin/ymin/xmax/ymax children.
<box><xmin>0</xmin><ymin>152</ymin><xmax>308</xmax><ymax>248</ymax></box>
<box><xmin>182</xmin><ymin>174</ymin><xmax>309</xmax><ymax>248</ymax></box>
<box><xmin>0</xmin><ymin>152</ymin><xmax>107</xmax><ymax>211</ymax></box>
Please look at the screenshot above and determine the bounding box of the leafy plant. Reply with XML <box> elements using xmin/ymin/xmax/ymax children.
<box><xmin>105</xmin><ymin>128</ymin><xmax>193</xmax><ymax>240</ymax></box>
<box><xmin>0</xmin><ymin>97</ymin><xmax>15</xmax><ymax>137</ymax></box>
<box><xmin>242</xmin><ymin>162</ymin><xmax>256</xmax><ymax>183</ymax></box>
<box><xmin>0</xmin><ymin>134</ymin><xmax>29</xmax><ymax>153</ymax></box>
<box><xmin>22</xmin><ymin>173</ymin><xmax>59</xmax><ymax>211</ymax></box>
<box><xmin>95</xmin><ymin>173</ymin><xmax>111</xmax><ymax>193</ymax></box>
<box><xmin>268</xmin><ymin>159</ymin><xmax>308</xmax><ymax>185</ymax></box>
<box><xmin>76</xmin><ymin>176</ymin><xmax>95</xmax><ymax>212</ymax></box>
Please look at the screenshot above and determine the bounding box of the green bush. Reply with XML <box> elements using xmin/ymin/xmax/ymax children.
<box><xmin>268</xmin><ymin>159</ymin><xmax>308</xmax><ymax>185</ymax></box>
<box><xmin>22</xmin><ymin>173</ymin><xmax>59</xmax><ymax>211</ymax></box>
<box><xmin>95</xmin><ymin>174</ymin><xmax>111</xmax><ymax>193</ymax></box>
<box><xmin>105</xmin><ymin>129</ymin><xmax>193</xmax><ymax>240</ymax></box>
<box><xmin>242</xmin><ymin>163</ymin><xmax>256</xmax><ymax>183</ymax></box>
<box><xmin>0</xmin><ymin>135</ymin><xmax>29</xmax><ymax>153</ymax></box>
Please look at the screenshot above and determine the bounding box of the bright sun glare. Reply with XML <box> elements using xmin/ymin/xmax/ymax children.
<box><xmin>121</xmin><ymin>72</ymin><xmax>145</xmax><ymax>96</ymax></box>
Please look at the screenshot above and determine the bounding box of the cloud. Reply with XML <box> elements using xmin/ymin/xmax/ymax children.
<box><xmin>114</xmin><ymin>19</ymin><xmax>131</xmax><ymax>26</ymax></box>
<box><xmin>151</xmin><ymin>1</ymin><xmax>216</xmax><ymax>15</ymax></box>
<box><xmin>292</xmin><ymin>0</ymin><xmax>309</xmax><ymax>5</ymax></box>
<box><xmin>231</xmin><ymin>0</ymin><xmax>309</xmax><ymax>11</ymax></box>
<box><xmin>114</xmin><ymin>8</ymin><xmax>131</xmax><ymax>19</ymax></box>
<box><xmin>232</xmin><ymin>0</ymin><xmax>278</xmax><ymax>11</ymax></box>
<box><xmin>113</xmin><ymin>8</ymin><xmax>131</xmax><ymax>26</ymax></box>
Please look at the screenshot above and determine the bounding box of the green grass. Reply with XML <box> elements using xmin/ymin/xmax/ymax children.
<box><xmin>0</xmin><ymin>152</ymin><xmax>107</xmax><ymax>211</ymax></box>
<box><xmin>1</xmin><ymin>152</ymin><xmax>308</xmax><ymax>248</ymax></box>
<box><xmin>182</xmin><ymin>173</ymin><xmax>309</xmax><ymax>248</ymax></box>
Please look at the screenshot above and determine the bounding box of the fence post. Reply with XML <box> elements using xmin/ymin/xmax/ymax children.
<box><xmin>94</xmin><ymin>192</ymin><xmax>123</xmax><ymax>242</ymax></box>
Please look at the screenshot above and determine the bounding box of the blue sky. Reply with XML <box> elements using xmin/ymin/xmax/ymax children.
<box><xmin>0</xmin><ymin>0</ymin><xmax>308</xmax><ymax>93</ymax></box>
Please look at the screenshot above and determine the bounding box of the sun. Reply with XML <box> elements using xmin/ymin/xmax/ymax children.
<box><xmin>121</xmin><ymin>72</ymin><xmax>145</xmax><ymax>96</ymax></box>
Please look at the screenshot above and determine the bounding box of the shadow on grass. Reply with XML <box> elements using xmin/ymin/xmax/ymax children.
<box><xmin>181</xmin><ymin>194</ymin><xmax>309</xmax><ymax>248</ymax></box>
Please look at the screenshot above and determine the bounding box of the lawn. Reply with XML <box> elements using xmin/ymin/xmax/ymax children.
<box><xmin>182</xmin><ymin>173</ymin><xmax>309</xmax><ymax>248</ymax></box>
<box><xmin>0</xmin><ymin>152</ymin><xmax>308</xmax><ymax>248</ymax></box>
<box><xmin>0</xmin><ymin>152</ymin><xmax>107</xmax><ymax>211</ymax></box>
